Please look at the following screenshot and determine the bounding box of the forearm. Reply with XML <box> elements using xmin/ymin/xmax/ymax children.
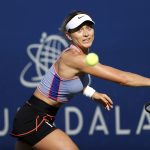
<box><xmin>81</xmin><ymin>63</ymin><xmax>150</xmax><ymax>87</ymax></box>
<box><xmin>119</xmin><ymin>71</ymin><xmax>150</xmax><ymax>87</ymax></box>
<box><xmin>100</xmin><ymin>65</ymin><xmax>150</xmax><ymax>87</ymax></box>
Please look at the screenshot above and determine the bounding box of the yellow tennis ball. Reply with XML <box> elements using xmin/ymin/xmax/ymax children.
<box><xmin>85</xmin><ymin>53</ymin><xmax>99</xmax><ymax>66</ymax></box>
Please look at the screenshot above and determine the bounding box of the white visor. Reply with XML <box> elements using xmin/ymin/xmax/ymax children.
<box><xmin>65</xmin><ymin>14</ymin><xmax>95</xmax><ymax>31</ymax></box>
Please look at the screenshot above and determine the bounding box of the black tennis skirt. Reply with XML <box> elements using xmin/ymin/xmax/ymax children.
<box><xmin>11</xmin><ymin>95</ymin><xmax>59</xmax><ymax>146</ymax></box>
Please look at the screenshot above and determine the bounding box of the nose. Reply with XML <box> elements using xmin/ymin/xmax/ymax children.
<box><xmin>83</xmin><ymin>28</ymin><xmax>89</xmax><ymax>37</ymax></box>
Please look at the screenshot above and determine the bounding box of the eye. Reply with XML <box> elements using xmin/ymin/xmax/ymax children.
<box><xmin>86</xmin><ymin>26</ymin><xmax>92</xmax><ymax>31</ymax></box>
<box><xmin>77</xmin><ymin>28</ymin><xmax>83</xmax><ymax>33</ymax></box>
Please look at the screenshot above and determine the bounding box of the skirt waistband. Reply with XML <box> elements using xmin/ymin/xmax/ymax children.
<box><xmin>27</xmin><ymin>95</ymin><xmax>59</xmax><ymax>116</ymax></box>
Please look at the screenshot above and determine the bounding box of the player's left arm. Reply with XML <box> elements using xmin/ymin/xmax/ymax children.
<box><xmin>63</xmin><ymin>51</ymin><xmax>150</xmax><ymax>87</ymax></box>
<box><xmin>81</xmin><ymin>63</ymin><xmax>150</xmax><ymax>87</ymax></box>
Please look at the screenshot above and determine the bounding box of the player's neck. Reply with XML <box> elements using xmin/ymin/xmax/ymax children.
<box><xmin>71</xmin><ymin>44</ymin><xmax>88</xmax><ymax>54</ymax></box>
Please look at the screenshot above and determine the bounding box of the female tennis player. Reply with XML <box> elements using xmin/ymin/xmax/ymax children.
<box><xmin>11</xmin><ymin>10</ymin><xmax>150</xmax><ymax>150</ymax></box>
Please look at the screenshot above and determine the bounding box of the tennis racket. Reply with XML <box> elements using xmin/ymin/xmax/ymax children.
<box><xmin>145</xmin><ymin>102</ymin><xmax>150</xmax><ymax>113</ymax></box>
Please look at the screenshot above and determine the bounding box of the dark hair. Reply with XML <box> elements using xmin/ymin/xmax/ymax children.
<box><xmin>60</xmin><ymin>10</ymin><xmax>91</xmax><ymax>33</ymax></box>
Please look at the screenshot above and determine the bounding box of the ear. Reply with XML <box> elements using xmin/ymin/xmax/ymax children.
<box><xmin>65</xmin><ymin>32</ymin><xmax>72</xmax><ymax>41</ymax></box>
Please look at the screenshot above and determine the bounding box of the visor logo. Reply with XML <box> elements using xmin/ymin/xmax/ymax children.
<box><xmin>78</xmin><ymin>16</ymin><xmax>84</xmax><ymax>19</ymax></box>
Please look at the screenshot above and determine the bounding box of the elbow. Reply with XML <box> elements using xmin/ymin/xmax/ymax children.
<box><xmin>118</xmin><ymin>78</ymin><xmax>133</xmax><ymax>87</ymax></box>
<box><xmin>119</xmin><ymin>80</ymin><xmax>139</xmax><ymax>87</ymax></box>
<box><xmin>119</xmin><ymin>81</ymin><xmax>131</xmax><ymax>86</ymax></box>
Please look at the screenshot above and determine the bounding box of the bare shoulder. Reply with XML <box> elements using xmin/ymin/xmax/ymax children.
<box><xmin>61</xmin><ymin>48</ymin><xmax>86</xmax><ymax>69</ymax></box>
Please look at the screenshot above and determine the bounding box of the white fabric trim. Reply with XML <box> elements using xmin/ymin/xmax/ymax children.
<box><xmin>83</xmin><ymin>86</ymin><xmax>96</xmax><ymax>98</ymax></box>
<box><xmin>66</xmin><ymin>14</ymin><xmax>95</xmax><ymax>31</ymax></box>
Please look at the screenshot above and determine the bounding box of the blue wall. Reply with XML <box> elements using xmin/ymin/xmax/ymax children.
<box><xmin>0</xmin><ymin>0</ymin><xmax>150</xmax><ymax>149</ymax></box>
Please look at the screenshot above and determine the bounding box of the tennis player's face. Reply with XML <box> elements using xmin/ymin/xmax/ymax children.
<box><xmin>69</xmin><ymin>23</ymin><xmax>94</xmax><ymax>50</ymax></box>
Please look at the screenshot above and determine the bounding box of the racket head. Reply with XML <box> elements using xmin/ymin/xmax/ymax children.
<box><xmin>145</xmin><ymin>102</ymin><xmax>150</xmax><ymax>113</ymax></box>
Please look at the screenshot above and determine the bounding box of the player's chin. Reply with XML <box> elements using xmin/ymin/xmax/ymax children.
<box><xmin>82</xmin><ymin>43</ymin><xmax>92</xmax><ymax>49</ymax></box>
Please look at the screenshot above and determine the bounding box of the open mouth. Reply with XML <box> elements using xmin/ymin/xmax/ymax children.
<box><xmin>83</xmin><ymin>38</ymin><xmax>90</xmax><ymax>43</ymax></box>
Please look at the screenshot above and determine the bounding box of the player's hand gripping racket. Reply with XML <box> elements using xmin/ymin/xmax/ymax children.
<box><xmin>145</xmin><ymin>102</ymin><xmax>150</xmax><ymax>113</ymax></box>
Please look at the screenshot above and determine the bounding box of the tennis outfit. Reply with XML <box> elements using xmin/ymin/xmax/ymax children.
<box><xmin>37</xmin><ymin>63</ymin><xmax>89</xmax><ymax>103</ymax></box>
<box><xmin>11</xmin><ymin>44</ymin><xmax>90</xmax><ymax>146</ymax></box>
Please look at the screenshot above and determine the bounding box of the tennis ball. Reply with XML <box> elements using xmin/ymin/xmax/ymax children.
<box><xmin>85</xmin><ymin>53</ymin><xmax>99</xmax><ymax>66</ymax></box>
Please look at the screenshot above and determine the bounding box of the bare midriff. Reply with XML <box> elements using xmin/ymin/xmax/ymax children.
<box><xmin>33</xmin><ymin>89</ymin><xmax>62</xmax><ymax>108</ymax></box>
